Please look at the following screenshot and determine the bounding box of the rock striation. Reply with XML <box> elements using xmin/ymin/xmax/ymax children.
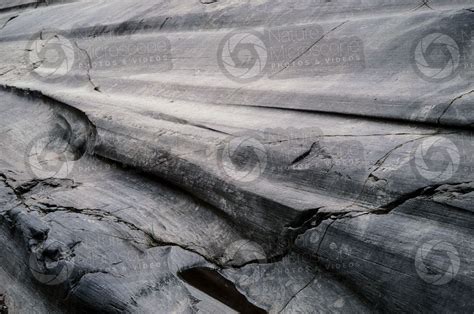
<box><xmin>0</xmin><ymin>0</ymin><xmax>473</xmax><ymax>313</ymax></box>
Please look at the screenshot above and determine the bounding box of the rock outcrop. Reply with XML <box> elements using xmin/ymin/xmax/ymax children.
<box><xmin>0</xmin><ymin>0</ymin><xmax>473</xmax><ymax>313</ymax></box>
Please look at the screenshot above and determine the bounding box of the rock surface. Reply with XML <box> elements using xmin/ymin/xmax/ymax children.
<box><xmin>0</xmin><ymin>0</ymin><xmax>473</xmax><ymax>313</ymax></box>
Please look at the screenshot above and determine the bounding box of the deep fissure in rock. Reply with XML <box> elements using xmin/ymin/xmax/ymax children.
<box><xmin>178</xmin><ymin>267</ymin><xmax>267</xmax><ymax>313</ymax></box>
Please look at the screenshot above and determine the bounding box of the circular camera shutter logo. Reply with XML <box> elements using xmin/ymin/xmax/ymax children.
<box><xmin>217</xmin><ymin>30</ymin><xmax>268</xmax><ymax>83</ymax></box>
<box><xmin>415</xmin><ymin>240</ymin><xmax>460</xmax><ymax>285</ymax></box>
<box><xmin>25</xmin><ymin>29</ymin><xmax>76</xmax><ymax>82</ymax></box>
<box><xmin>216</xmin><ymin>135</ymin><xmax>268</xmax><ymax>184</ymax></box>
<box><xmin>223</xmin><ymin>240</ymin><xmax>266</xmax><ymax>265</ymax></box>
<box><xmin>411</xmin><ymin>136</ymin><xmax>460</xmax><ymax>182</ymax></box>
<box><xmin>412</xmin><ymin>32</ymin><xmax>461</xmax><ymax>82</ymax></box>
<box><xmin>25</xmin><ymin>133</ymin><xmax>75</xmax><ymax>180</ymax></box>
<box><xmin>29</xmin><ymin>241</ymin><xmax>74</xmax><ymax>285</ymax></box>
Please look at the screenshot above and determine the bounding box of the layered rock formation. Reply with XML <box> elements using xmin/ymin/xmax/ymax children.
<box><xmin>0</xmin><ymin>0</ymin><xmax>473</xmax><ymax>313</ymax></box>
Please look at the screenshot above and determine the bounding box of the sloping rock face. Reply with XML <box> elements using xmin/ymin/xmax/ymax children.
<box><xmin>0</xmin><ymin>0</ymin><xmax>473</xmax><ymax>313</ymax></box>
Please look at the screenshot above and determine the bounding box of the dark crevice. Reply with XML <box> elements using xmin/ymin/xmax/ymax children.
<box><xmin>144</xmin><ymin>111</ymin><xmax>230</xmax><ymax>135</ymax></box>
<box><xmin>437</xmin><ymin>89</ymin><xmax>474</xmax><ymax>124</ymax></box>
<box><xmin>374</xmin><ymin>181</ymin><xmax>474</xmax><ymax>214</ymax></box>
<box><xmin>285</xmin><ymin>209</ymin><xmax>334</xmax><ymax>250</ymax></box>
<box><xmin>277</xmin><ymin>273</ymin><xmax>317</xmax><ymax>313</ymax></box>
<box><xmin>159</xmin><ymin>17</ymin><xmax>170</xmax><ymax>30</ymax></box>
<box><xmin>290</xmin><ymin>142</ymin><xmax>317</xmax><ymax>165</ymax></box>
<box><xmin>15</xmin><ymin>178</ymin><xmax>77</xmax><ymax>195</ymax></box>
<box><xmin>0</xmin><ymin>67</ymin><xmax>15</xmax><ymax>76</ymax></box>
<box><xmin>199</xmin><ymin>0</ymin><xmax>218</xmax><ymax>4</ymax></box>
<box><xmin>286</xmin><ymin>207</ymin><xmax>322</xmax><ymax>230</ymax></box>
<box><xmin>178</xmin><ymin>267</ymin><xmax>266</xmax><ymax>314</ymax></box>
<box><xmin>72</xmin><ymin>41</ymin><xmax>101</xmax><ymax>92</ymax></box>
<box><xmin>191</xmin><ymin>123</ymin><xmax>230</xmax><ymax>135</ymax></box>
<box><xmin>0</xmin><ymin>15</ymin><xmax>18</xmax><ymax>30</ymax></box>
<box><xmin>289</xmin><ymin>141</ymin><xmax>333</xmax><ymax>167</ymax></box>
<box><xmin>0</xmin><ymin>173</ymin><xmax>23</xmax><ymax>200</ymax></box>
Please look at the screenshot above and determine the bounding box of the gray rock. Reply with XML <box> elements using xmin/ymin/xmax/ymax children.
<box><xmin>0</xmin><ymin>0</ymin><xmax>473</xmax><ymax>312</ymax></box>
